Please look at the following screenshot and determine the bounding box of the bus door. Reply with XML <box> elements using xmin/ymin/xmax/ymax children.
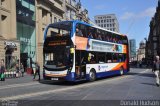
<box><xmin>75</xmin><ymin>51</ymin><xmax>87</xmax><ymax>79</ymax></box>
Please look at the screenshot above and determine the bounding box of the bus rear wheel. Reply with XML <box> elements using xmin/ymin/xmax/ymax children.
<box><xmin>89</xmin><ymin>69</ymin><xmax>96</xmax><ymax>81</ymax></box>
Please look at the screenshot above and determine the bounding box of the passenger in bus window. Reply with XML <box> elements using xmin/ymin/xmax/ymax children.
<box><xmin>76</xmin><ymin>28</ymin><xmax>83</xmax><ymax>36</ymax></box>
<box><xmin>108</xmin><ymin>60</ymin><xmax>112</xmax><ymax>63</ymax></box>
<box><xmin>119</xmin><ymin>39</ymin><xmax>122</xmax><ymax>44</ymax></box>
<box><xmin>90</xmin><ymin>56</ymin><xmax>96</xmax><ymax>63</ymax></box>
<box><xmin>101</xmin><ymin>35</ymin><xmax>105</xmax><ymax>41</ymax></box>
<box><xmin>105</xmin><ymin>36</ymin><xmax>109</xmax><ymax>42</ymax></box>
<box><xmin>88</xmin><ymin>32</ymin><xmax>93</xmax><ymax>39</ymax></box>
<box><xmin>56</xmin><ymin>33</ymin><xmax>62</xmax><ymax>36</ymax></box>
<box><xmin>113</xmin><ymin>37</ymin><xmax>116</xmax><ymax>43</ymax></box>
<box><xmin>97</xmin><ymin>34</ymin><xmax>102</xmax><ymax>40</ymax></box>
<box><xmin>88</xmin><ymin>53</ymin><xmax>95</xmax><ymax>63</ymax></box>
<box><xmin>93</xmin><ymin>33</ymin><xmax>97</xmax><ymax>39</ymax></box>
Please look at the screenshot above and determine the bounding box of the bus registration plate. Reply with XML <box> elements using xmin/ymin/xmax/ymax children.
<box><xmin>51</xmin><ymin>78</ymin><xmax>58</xmax><ymax>81</ymax></box>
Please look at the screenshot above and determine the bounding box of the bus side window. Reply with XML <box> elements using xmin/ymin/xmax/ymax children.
<box><xmin>76</xmin><ymin>28</ymin><xmax>83</xmax><ymax>36</ymax></box>
<box><xmin>79</xmin><ymin>24</ymin><xmax>88</xmax><ymax>37</ymax></box>
<box><xmin>112</xmin><ymin>53</ymin><xmax>118</xmax><ymax>63</ymax></box>
<box><xmin>123</xmin><ymin>54</ymin><xmax>126</xmax><ymax>62</ymax></box>
<box><xmin>87</xmin><ymin>27</ymin><xmax>93</xmax><ymax>39</ymax></box>
<box><xmin>76</xmin><ymin>24</ymin><xmax>83</xmax><ymax>37</ymax></box>
<box><xmin>88</xmin><ymin>53</ymin><xmax>96</xmax><ymax>64</ymax></box>
<box><xmin>98</xmin><ymin>53</ymin><xmax>105</xmax><ymax>63</ymax></box>
<box><xmin>106</xmin><ymin>53</ymin><xmax>112</xmax><ymax>63</ymax></box>
<box><xmin>121</xmin><ymin>36</ymin><xmax>128</xmax><ymax>44</ymax></box>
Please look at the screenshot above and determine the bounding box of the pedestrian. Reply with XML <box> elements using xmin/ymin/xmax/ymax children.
<box><xmin>33</xmin><ymin>62</ymin><xmax>40</xmax><ymax>81</ymax></box>
<box><xmin>0</xmin><ymin>59</ymin><xmax>5</xmax><ymax>81</ymax></box>
<box><xmin>20</xmin><ymin>63</ymin><xmax>24</xmax><ymax>77</ymax></box>
<box><xmin>152</xmin><ymin>55</ymin><xmax>160</xmax><ymax>87</ymax></box>
<box><xmin>15</xmin><ymin>61</ymin><xmax>20</xmax><ymax>78</ymax></box>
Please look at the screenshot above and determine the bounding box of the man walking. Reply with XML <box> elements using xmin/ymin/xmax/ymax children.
<box><xmin>153</xmin><ymin>55</ymin><xmax>160</xmax><ymax>87</ymax></box>
<box><xmin>33</xmin><ymin>62</ymin><xmax>40</xmax><ymax>81</ymax></box>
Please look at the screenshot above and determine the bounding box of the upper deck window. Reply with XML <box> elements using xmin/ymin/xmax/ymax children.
<box><xmin>75</xmin><ymin>22</ymin><xmax>128</xmax><ymax>45</ymax></box>
<box><xmin>46</xmin><ymin>22</ymin><xmax>72</xmax><ymax>37</ymax></box>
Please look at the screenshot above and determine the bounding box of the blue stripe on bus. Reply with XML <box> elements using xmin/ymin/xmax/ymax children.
<box><xmin>65</xmin><ymin>70</ymin><xmax>128</xmax><ymax>81</ymax></box>
<box><xmin>86</xmin><ymin>70</ymin><xmax>128</xmax><ymax>80</ymax></box>
<box><xmin>65</xmin><ymin>72</ymin><xmax>75</xmax><ymax>81</ymax></box>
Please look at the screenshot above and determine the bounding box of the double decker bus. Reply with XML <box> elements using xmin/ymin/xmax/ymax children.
<box><xmin>43</xmin><ymin>20</ymin><xmax>129</xmax><ymax>82</ymax></box>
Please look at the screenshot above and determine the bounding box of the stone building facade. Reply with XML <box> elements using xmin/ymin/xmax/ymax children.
<box><xmin>94</xmin><ymin>14</ymin><xmax>119</xmax><ymax>32</ymax></box>
<box><xmin>146</xmin><ymin>0</ymin><xmax>160</xmax><ymax>62</ymax></box>
<box><xmin>0</xmin><ymin>0</ymin><xmax>20</xmax><ymax>70</ymax></box>
<box><xmin>0</xmin><ymin>0</ymin><xmax>89</xmax><ymax>71</ymax></box>
<box><xmin>137</xmin><ymin>41</ymin><xmax>145</xmax><ymax>61</ymax></box>
<box><xmin>35</xmin><ymin>0</ymin><xmax>65</xmax><ymax>70</ymax></box>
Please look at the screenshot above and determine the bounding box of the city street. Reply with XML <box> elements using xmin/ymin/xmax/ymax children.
<box><xmin>0</xmin><ymin>68</ymin><xmax>160</xmax><ymax>104</ymax></box>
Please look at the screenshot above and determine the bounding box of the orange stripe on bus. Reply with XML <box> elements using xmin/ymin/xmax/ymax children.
<box><xmin>45</xmin><ymin>74</ymin><xmax>67</xmax><ymax>77</ymax></box>
<box><xmin>123</xmin><ymin>45</ymin><xmax>127</xmax><ymax>53</ymax></box>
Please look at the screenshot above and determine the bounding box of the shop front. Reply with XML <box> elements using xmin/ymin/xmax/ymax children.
<box><xmin>0</xmin><ymin>39</ymin><xmax>20</xmax><ymax>72</ymax></box>
<box><xmin>16</xmin><ymin>0</ymin><xmax>36</xmax><ymax>73</ymax></box>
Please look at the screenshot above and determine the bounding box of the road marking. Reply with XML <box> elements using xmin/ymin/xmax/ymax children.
<box><xmin>0</xmin><ymin>82</ymin><xmax>39</xmax><ymax>90</ymax></box>
<box><xmin>0</xmin><ymin>69</ymin><xmax>150</xmax><ymax>100</ymax></box>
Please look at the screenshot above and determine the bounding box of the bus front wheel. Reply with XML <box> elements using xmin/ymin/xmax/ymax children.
<box><xmin>89</xmin><ymin>69</ymin><xmax>96</xmax><ymax>82</ymax></box>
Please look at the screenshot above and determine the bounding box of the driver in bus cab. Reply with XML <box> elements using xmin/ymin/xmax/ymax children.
<box><xmin>76</xmin><ymin>27</ymin><xmax>83</xmax><ymax>36</ymax></box>
<box><xmin>88</xmin><ymin>53</ymin><xmax>95</xmax><ymax>63</ymax></box>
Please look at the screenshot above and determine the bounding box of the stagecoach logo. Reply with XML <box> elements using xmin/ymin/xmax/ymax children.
<box><xmin>98</xmin><ymin>66</ymin><xmax>101</xmax><ymax>71</ymax></box>
<box><xmin>98</xmin><ymin>65</ymin><xmax>108</xmax><ymax>71</ymax></box>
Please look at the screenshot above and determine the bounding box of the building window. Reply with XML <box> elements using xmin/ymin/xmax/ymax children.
<box><xmin>104</xmin><ymin>24</ymin><xmax>106</xmax><ymax>27</ymax></box>
<box><xmin>50</xmin><ymin>15</ymin><xmax>52</xmax><ymax>23</ymax></box>
<box><xmin>107</xmin><ymin>19</ymin><xmax>109</xmax><ymax>22</ymax></box>
<box><xmin>101</xmin><ymin>20</ymin><xmax>103</xmax><ymax>23</ymax></box>
<box><xmin>42</xmin><ymin>9</ymin><xmax>47</xmax><ymax>24</ymax></box>
<box><xmin>1</xmin><ymin>15</ymin><xmax>7</xmax><ymax>21</ymax></box>
<box><xmin>98</xmin><ymin>20</ymin><xmax>100</xmax><ymax>23</ymax></box>
<box><xmin>1</xmin><ymin>0</ymin><xmax>7</xmax><ymax>7</ymax></box>
<box><xmin>71</xmin><ymin>11</ymin><xmax>75</xmax><ymax>20</ymax></box>
<box><xmin>54</xmin><ymin>17</ymin><xmax>57</xmax><ymax>23</ymax></box>
<box><xmin>101</xmin><ymin>24</ymin><xmax>103</xmax><ymax>27</ymax></box>
<box><xmin>154</xmin><ymin>43</ymin><xmax>157</xmax><ymax>49</ymax></box>
<box><xmin>113</xmin><ymin>24</ymin><xmax>115</xmax><ymax>27</ymax></box>
<box><xmin>71</xmin><ymin>0</ymin><xmax>76</xmax><ymax>7</ymax></box>
<box><xmin>104</xmin><ymin>20</ymin><xmax>106</xmax><ymax>23</ymax></box>
<box><xmin>95</xmin><ymin>20</ymin><xmax>97</xmax><ymax>23</ymax></box>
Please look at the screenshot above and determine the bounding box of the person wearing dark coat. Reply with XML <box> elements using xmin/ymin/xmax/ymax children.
<box><xmin>0</xmin><ymin>59</ymin><xmax>5</xmax><ymax>81</ymax></box>
<box><xmin>33</xmin><ymin>62</ymin><xmax>40</xmax><ymax>81</ymax></box>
